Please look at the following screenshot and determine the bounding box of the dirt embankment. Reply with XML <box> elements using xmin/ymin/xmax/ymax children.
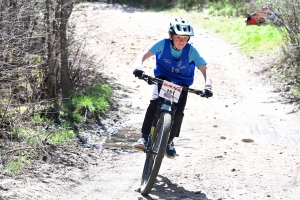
<box><xmin>1</xmin><ymin>2</ymin><xmax>300</xmax><ymax>200</ymax></box>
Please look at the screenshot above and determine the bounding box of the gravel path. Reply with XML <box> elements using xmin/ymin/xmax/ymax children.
<box><xmin>1</xmin><ymin>2</ymin><xmax>300</xmax><ymax>200</ymax></box>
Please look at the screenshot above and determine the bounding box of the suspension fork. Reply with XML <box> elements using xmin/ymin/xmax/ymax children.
<box><xmin>146</xmin><ymin>99</ymin><xmax>176</xmax><ymax>153</ymax></box>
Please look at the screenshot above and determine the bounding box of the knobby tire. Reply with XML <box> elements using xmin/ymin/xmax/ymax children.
<box><xmin>140</xmin><ymin>112</ymin><xmax>172</xmax><ymax>195</ymax></box>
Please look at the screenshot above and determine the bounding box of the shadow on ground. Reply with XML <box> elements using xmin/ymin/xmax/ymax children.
<box><xmin>136</xmin><ymin>175</ymin><xmax>208</xmax><ymax>200</ymax></box>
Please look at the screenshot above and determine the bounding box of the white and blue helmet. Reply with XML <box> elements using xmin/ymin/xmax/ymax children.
<box><xmin>168</xmin><ymin>17</ymin><xmax>194</xmax><ymax>36</ymax></box>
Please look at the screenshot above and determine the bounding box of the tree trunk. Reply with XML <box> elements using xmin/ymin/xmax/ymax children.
<box><xmin>45</xmin><ymin>0</ymin><xmax>58</xmax><ymax>99</ymax></box>
<box><xmin>60</xmin><ymin>0</ymin><xmax>70</xmax><ymax>100</ymax></box>
<box><xmin>0</xmin><ymin>2</ymin><xmax>2</xmax><ymax>62</ymax></box>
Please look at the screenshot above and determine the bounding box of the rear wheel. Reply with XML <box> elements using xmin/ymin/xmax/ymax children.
<box><xmin>140</xmin><ymin>112</ymin><xmax>171</xmax><ymax>195</ymax></box>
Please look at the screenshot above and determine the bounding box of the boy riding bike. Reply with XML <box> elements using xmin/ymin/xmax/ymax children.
<box><xmin>132</xmin><ymin>17</ymin><xmax>213</xmax><ymax>159</ymax></box>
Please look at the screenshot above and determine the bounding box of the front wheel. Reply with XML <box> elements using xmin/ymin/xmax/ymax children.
<box><xmin>140</xmin><ymin>112</ymin><xmax>172</xmax><ymax>195</ymax></box>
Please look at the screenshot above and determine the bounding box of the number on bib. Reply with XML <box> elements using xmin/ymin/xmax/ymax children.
<box><xmin>159</xmin><ymin>81</ymin><xmax>182</xmax><ymax>103</ymax></box>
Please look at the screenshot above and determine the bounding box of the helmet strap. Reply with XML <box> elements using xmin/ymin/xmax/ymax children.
<box><xmin>172</xmin><ymin>43</ymin><xmax>180</xmax><ymax>51</ymax></box>
<box><xmin>170</xmin><ymin>35</ymin><xmax>180</xmax><ymax>51</ymax></box>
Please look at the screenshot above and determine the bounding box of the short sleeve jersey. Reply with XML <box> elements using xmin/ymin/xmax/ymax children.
<box><xmin>149</xmin><ymin>39</ymin><xmax>207</xmax><ymax>86</ymax></box>
<box><xmin>150</xmin><ymin>39</ymin><xmax>207</xmax><ymax>68</ymax></box>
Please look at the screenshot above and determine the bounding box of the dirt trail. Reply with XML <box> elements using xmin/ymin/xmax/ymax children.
<box><xmin>1</xmin><ymin>2</ymin><xmax>300</xmax><ymax>200</ymax></box>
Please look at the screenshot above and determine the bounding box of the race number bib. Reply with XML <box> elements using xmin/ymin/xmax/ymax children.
<box><xmin>159</xmin><ymin>81</ymin><xmax>182</xmax><ymax>103</ymax></box>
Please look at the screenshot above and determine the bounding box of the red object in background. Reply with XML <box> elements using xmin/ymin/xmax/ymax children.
<box><xmin>246</xmin><ymin>15</ymin><xmax>264</xmax><ymax>25</ymax></box>
<box><xmin>245</xmin><ymin>6</ymin><xmax>274</xmax><ymax>25</ymax></box>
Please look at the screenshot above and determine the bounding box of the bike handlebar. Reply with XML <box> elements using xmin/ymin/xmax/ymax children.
<box><xmin>140</xmin><ymin>74</ymin><xmax>204</xmax><ymax>96</ymax></box>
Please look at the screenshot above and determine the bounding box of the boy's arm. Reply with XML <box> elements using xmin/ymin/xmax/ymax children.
<box><xmin>134</xmin><ymin>50</ymin><xmax>154</xmax><ymax>69</ymax></box>
<box><xmin>199</xmin><ymin>65</ymin><xmax>212</xmax><ymax>88</ymax></box>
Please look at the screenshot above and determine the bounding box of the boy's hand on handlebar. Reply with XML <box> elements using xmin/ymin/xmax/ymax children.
<box><xmin>133</xmin><ymin>69</ymin><xmax>145</xmax><ymax>79</ymax></box>
<box><xmin>201</xmin><ymin>87</ymin><xmax>213</xmax><ymax>98</ymax></box>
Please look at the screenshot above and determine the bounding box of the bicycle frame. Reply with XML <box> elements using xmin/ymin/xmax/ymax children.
<box><xmin>141</xmin><ymin>73</ymin><xmax>204</xmax><ymax>152</ymax></box>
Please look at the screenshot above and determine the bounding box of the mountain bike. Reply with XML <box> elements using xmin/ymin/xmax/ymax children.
<box><xmin>136</xmin><ymin>74</ymin><xmax>208</xmax><ymax>195</ymax></box>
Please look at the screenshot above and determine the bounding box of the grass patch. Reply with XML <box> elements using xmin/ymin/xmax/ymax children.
<box><xmin>160</xmin><ymin>8</ymin><xmax>283</xmax><ymax>55</ymax></box>
<box><xmin>292</xmin><ymin>88</ymin><xmax>300</xmax><ymax>96</ymax></box>
<box><xmin>1</xmin><ymin>150</ymin><xmax>31</xmax><ymax>175</ymax></box>
<box><xmin>13</xmin><ymin>126</ymin><xmax>75</xmax><ymax>146</ymax></box>
<box><xmin>10</xmin><ymin>82</ymin><xmax>113</xmax><ymax>149</ymax></box>
<box><xmin>31</xmin><ymin>114</ymin><xmax>53</xmax><ymax>123</ymax></box>
<box><xmin>50</xmin><ymin>129</ymin><xmax>76</xmax><ymax>145</ymax></box>
<box><xmin>59</xmin><ymin>82</ymin><xmax>112</xmax><ymax>124</ymax></box>
<box><xmin>199</xmin><ymin>17</ymin><xmax>283</xmax><ymax>53</ymax></box>
<box><xmin>70</xmin><ymin>83</ymin><xmax>111</xmax><ymax>122</ymax></box>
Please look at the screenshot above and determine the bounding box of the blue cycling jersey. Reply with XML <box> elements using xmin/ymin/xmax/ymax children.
<box><xmin>150</xmin><ymin>39</ymin><xmax>206</xmax><ymax>86</ymax></box>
